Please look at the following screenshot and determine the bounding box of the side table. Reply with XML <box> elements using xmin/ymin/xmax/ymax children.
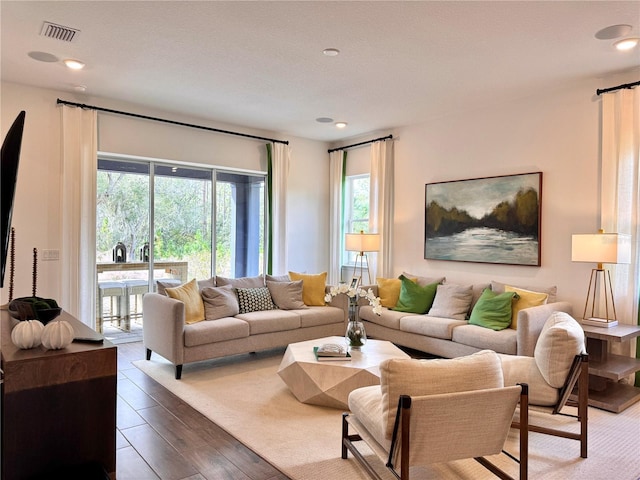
<box><xmin>581</xmin><ymin>322</ymin><xmax>640</xmax><ymax>413</ymax></box>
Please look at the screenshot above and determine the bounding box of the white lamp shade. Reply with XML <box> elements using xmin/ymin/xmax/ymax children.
<box><xmin>571</xmin><ymin>233</ymin><xmax>631</xmax><ymax>264</ymax></box>
<box><xmin>345</xmin><ymin>232</ymin><xmax>381</xmax><ymax>252</ymax></box>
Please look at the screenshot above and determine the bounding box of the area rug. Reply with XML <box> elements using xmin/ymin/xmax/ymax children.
<box><xmin>134</xmin><ymin>351</ymin><xmax>640</xmax><ymax>480</ymax></box>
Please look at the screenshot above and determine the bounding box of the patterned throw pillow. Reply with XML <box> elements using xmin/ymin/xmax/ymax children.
<box><xmin>236</xmin><ymin>287</ymin><xmax>277</xmax><ymax>314</ymax></box>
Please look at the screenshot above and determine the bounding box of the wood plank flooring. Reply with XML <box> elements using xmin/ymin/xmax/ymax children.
<box><xmin>116</xmin><ymin>341</ymin><xmax>291</xmax><ymax>480</ymax></box>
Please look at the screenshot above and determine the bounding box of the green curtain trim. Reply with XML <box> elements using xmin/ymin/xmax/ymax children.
<box><xmin>341</xmin><ymin>151</ymin><xmax>347</xmax><ymax>254</ymax></box>
<box><xmin>266</xmin><ymin>143</ymin><xmax>273</xmax><ymax>275</ymax></box>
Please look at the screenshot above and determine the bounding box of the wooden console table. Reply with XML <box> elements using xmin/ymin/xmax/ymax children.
<box><xmin>581</xmin><ymin>323</ymin><xmax>640</xmax><ymax>413</ymax></box>
<box><xmin>1</xmin><ymin>311</ymin><xmax>117</xmax><ymax>479</ymax></box>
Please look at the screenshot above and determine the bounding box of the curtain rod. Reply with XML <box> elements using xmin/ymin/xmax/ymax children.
<box><xmin>596</xmin><ymin>80</ymin><xmax>640</xmax><ymax>96</ymax></box>
<box><xmin>327</xmin><ymin>134</ymin><xmax>393</xmax><ymax>153</ymax></box>
<box><xmin>56</xmin><ymin>99</ymin><xmax>289</xmax><ymax>145</ymax></box>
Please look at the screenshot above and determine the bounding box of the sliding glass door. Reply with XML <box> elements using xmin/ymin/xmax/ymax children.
<box><xmin>96</xmin><ymin>157</ymin><xmax>265</xmax><ymax>336</ymax></box>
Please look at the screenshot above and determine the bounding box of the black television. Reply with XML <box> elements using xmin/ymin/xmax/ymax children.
<box><xmin>1</xmin><ymin>111</ymin><xmax>25</xmax><ymax>288</ymax></box>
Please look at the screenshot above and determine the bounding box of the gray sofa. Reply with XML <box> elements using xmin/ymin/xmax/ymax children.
<box><xmin>143</xmin><ymin>276</ymin><xmax>348</xmax><ymax>379</ymax></box>
<box><xmin>357</xmin><ymin>279</ymin><xmax>573</xmax><ymax>359</ymax></box>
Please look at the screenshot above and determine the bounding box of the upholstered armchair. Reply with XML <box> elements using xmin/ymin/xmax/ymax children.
<box><xmin>342</xmin><ymin>350</ymin><xmax>529</xmax><ymax>480</ymax></box>
<box><xmin>499</xmin><ymin>311</ymin><xmax>588</xmax><ymax>458</ymax></box>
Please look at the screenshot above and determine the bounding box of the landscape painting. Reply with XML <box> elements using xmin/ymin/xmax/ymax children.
<box><xmin>424</xmin><ymin>172</ymin><xmax>542</xmax><ymax>266</ymax></box>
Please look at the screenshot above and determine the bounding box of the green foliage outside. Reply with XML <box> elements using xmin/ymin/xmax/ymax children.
<box><xmin>425</xmin><ymin>188</ymin><xmax>539</xmax><ymax>238</ymax></box>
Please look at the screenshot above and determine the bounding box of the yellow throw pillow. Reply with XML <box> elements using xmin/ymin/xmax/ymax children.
<box><xmin>376</xmin><ymin>277</ymin><xmax>416</xmax><ymax>308</ymax></box>
<box><xmin>505</xmin><ymin>285</ymin><xmax>548</xmax><ymax>329</ymax></box>
<box><xmin>166</xmin><ymin>278</ymin><xmax>205</xmax><ymax>324</ymax></box>
<box><xmin>288</xmin><ymin>271</ymin><xmax>327</xmax><ymax>306</ymax></box>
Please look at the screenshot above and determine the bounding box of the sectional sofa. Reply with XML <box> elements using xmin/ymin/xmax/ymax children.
<box><xmin>143</xmin><ymin>273</ymin><xmax>348</xmax><ymax>378</ymax></box>
<box><xmin>357</xmin><ymin>274</ymin><xmax>573</xmax><ymax>359</ymax></box>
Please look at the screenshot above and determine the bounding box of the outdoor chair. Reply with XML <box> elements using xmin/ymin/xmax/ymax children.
<box><xmin>342</xmin><ymin>350</ymin><xmax>529</xmax><ymax>480</ymax></box>
<box><xmin>499</xmin><ymin>311</ymin><xmax>588</xmax><ymax>458</ymax></box>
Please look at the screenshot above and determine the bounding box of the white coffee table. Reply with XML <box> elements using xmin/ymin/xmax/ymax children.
<box><xmin>277</xmin><ymin>335</ymin><xmax>410</xmax><ymax>409</ymax></box>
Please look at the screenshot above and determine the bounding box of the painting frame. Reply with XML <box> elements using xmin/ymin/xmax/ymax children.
<box><xmin>349</xmin><ymin>276</ymin><xmax>361</xmax><ymax>289</ymax></box>
<box><xmin>424</xmin><ymin>172</ymin><xmax>542</xmax><ymax>266</ymax></box>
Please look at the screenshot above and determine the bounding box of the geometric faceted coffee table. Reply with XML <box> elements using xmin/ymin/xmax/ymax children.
<box><xmin>277</xmin><ymin>335</ymin><xmax>410</xmax><ymax>409</ymax></box>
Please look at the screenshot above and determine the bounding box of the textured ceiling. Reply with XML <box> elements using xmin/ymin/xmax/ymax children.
<box><xmin>2</xmin><ymin>1</ymin><xmax>639</xmax><ymax>141</ymax></box>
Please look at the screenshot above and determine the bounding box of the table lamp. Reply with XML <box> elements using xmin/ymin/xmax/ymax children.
<box><xmin>571</xmin><ymin>230</ymin><xmax>631</xmax><ymax>327</ymax></box>
<box><xmin>345</xmin><ymin>231</ymin><xmax>380</xmax><ymax>284</ymax></box>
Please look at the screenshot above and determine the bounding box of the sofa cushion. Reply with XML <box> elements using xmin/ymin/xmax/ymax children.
<box><xmin>427</xmin><ymin>283</ymin><xmax>473</xmax><ymax>320</ymax></box>
<box><xmin>216</xmin><ymin>275</ymin><xmax>265</xmax><ymax>288</ymax></box>
<box><xmin>380</xmin><ymin>350</ymin><xmax>503</xmax><ymax>438</ymax></box>
<box><xmin>296</xmin><ymin>306</ymin><xmax>344</xmax><ymax>328</ymax></box>
<box><xmin>359</xmin><ymin>304</ymin><xmax>409</xmax><ymax>330</ymax></box>
<box><xmin>376</xmin><ymin>276</ymin><xmax>415</xmax><ymax>308</ymax></box>
<box><xmin>236</xmin><ymin>287</ymin><xmax>277</xmax><ymax>314</ymax></box>
<box><xmin>289</xmin><ymin>271</ymin><xmax>327</xmax><ymax>306</ymax></box>
<box><xmin>184</xmin><ymin>317</ymin><xmax>250</xmax><ymax>347</ymax></box>
<box><xmin>236</xmin><ymin>309</ymin><xmax>301</xmax><ymax>335</ymax></box>
<box><xmin>534</xmin><ymin>312</ymin><xmax>585</xmax><ymax>388</ymax></box>
<box><xmin>400</xmin><ymin>315</ymin><xmax>467</xmax><ymax>340</ymax></box>
<box><xmin>451</xmin><ymin>324</ymin><xmax>517</xmax><ymax>355</ymax></box>
<box><xmin>165</xmin><ymin>279</ymin><xmax>205</xmax><ymax>324</ymax></box>
<box><xmin>393</xmin><ymin>275</ymin><xmax>438</xmax><ymax>314</ymax></box>
<box><xmin>201</xmin><ymin>285</ymin><xmax>239</xmax><ymax>320</ymax></box>
<box><xmin>491</xmin><ymin>280</ymin><xmax>557</xmax><ymax>304</ymax></box>
<box><xmin>468</xmin><ymin>289</ymin><xmax>517</xmax><ymax>331</ymax></box>
<box><xmin>505</xmin><ymin>285</ymin><xmax>548</xmax><ymax>329</ymax></box>
<box><xmin>267</xmin><ymin>280</ymin><xmax>307</xmax><ymax>310</ymax></box>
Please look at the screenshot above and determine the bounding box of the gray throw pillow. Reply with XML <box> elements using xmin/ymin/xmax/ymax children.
<box><xmin>265</xmin><ymin>274</ymin><xmax>291</xmax><ymax>283</ymax></box>
<box><xmin>402</xmin><ymin>271</ymin><xmax>446</xmax><ymax>287</ymax></box>
<box><xmin>427</xmin><ymin>283</ymin><xmax>473</xmax><ymax>320</ymax></box>
<box><xmin>156</xmin><ymin>279</ymin><xmax>183</xmax><ymax>295</ymax></box>
<box><xmin>201</xmin><ymin>285</ymin><xmax>239</xmax><ymax>320</ymax></box>
<box><xmin>216</xmin><ymin>275</ymin><xmax>265</xmax><ymax>288</ymax></box>
<box><xmin>236</xmin><ymin>287</ymin><xmax>277</xmax><ymax>313</ymax></box>
<box><xmin>266</xmin><ymin>280</ymin><xmax>307</xmax><ymax>310</ymax></box>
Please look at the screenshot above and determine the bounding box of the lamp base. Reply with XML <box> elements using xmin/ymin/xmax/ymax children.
<box><xmin>580</xmin><ymin>317</ymin><xmax>618</xmax><ymax>328</ymax></box>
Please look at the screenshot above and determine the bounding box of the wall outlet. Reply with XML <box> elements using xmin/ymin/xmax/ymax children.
<box><xmin>42</xmin><ymin>249</ymin><xmax>59</xmax><ymax>261</ymax></box>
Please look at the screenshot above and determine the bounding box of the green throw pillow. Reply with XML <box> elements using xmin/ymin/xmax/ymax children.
<box><xmin>392</xmin><ymin>275</ymin><xmax>438</xmax><ymax>314</ymax></box>
<box><xmin>468</xmin><ymin>288</ymin><xmax>518</xmax><ymax>331</ymax></box>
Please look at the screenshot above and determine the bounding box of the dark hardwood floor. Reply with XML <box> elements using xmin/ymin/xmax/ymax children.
<box><xmin>116</xmin><ymin>341</ymin><xmax>291</xmax><ymax>480</ymax></box>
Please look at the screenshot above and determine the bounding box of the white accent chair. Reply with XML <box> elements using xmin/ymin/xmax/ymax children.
<box><xmin>499</xmin><ymin>311</ymin><xmax>589</xmax><ymax>458</ymax></box>
<box><xmin>342</xmin><ymin>350</ymin><xmax>529</xmax><ymax>480</ymax></box>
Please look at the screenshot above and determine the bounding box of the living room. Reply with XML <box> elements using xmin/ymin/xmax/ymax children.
<box><xmin>1</xmin><ymin>2</ymin><xmax>639</xmax><ymax>479</ymax></box>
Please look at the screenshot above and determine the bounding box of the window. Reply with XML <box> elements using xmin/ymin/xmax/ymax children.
<box><xmin>343</xmin><ymin>174</ymin><xmax>370</xmax><ymax>264</ymax></box>
<box><xmin>96</xmin><ymin>157</ymin><xmax>265</xmax><ymax>282</ymax></box>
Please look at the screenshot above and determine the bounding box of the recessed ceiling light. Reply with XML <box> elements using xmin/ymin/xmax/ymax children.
<box><xmin>614</xmin><ymin>37</ymin><xmax>640</xmax><ymax>51</ymax></box>
<box><xmin>595</xmin><ymin>24</ymin><xmax>632</xmax><ymax>40</ymax></box>
<box><xmin>28</xmin><ymin>51</ymin><xmax>59</xmax><ymax>62</ymax></box>
<box><xmin>335</xmin><ymin>122</ymin><xmax>348</xmax><ymax>129</ymax></box>
<box><xmin>63</xmin><ymin>58</ymin><xmax>85</xmax><ymax>70</ymax></box>
<box><xmin>316</xmin><ymin>117</ymin><xmax>334</xmax><ymax>123</ymax></box>
<box><xmin>323</xmin><ymin>48</ymin><xmax>340</xmax><ymax>57</ymax></box>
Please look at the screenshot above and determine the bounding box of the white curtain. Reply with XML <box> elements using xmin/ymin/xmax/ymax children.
<box><xmin>269</xmin><ymin>142</ymin><xmax>290</xmax><ymax>274</ymax></box>
<box><xmin>600</xmin><ymin>87</ymin><xmax>639</xmax><ymax>375</ymax></box>
<box><xmin>369</xmin><ymin>139</ymin><xmax>394</xmax><ymax>278</ymax></box>
<box><xmin>60</xmin><ymin>106</ymin><xmax>97</xmax><ymax>326</ymax></box>
<box><xmin>328</xmin><ymin>150</ymin><xmax>345</xmax><ymax>285</ymax></box>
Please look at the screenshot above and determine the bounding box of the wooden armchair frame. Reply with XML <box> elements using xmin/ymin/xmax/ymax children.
<box><xmin>511</xmin><ymin>353</ymin><xmax>589</xmax><ymax>458</ymax></box>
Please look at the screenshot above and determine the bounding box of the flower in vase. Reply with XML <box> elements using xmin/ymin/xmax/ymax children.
<box><xmin>324</xmin><ymin>283</ymin><xmax>382</xmax><ymax>315</ymax></box>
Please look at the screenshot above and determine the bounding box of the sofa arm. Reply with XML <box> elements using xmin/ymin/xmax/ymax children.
<box><xmin>325</xmin><ymin>286</ymin><xmax>349</xmax><ymax>322</ymax></box>
<box><xmin>516</xmin><ymin>301</ymin><xmax>574</xmax><ymax>356</ymax></box>
<box><xmin>142</xmin><ymin>293</ymin><xmax>187</xmax><ymax>365</ymax></box>
<box><xmin>356</xmin><ymin>284</ymin><xmax>379</xmax><ymax>307</ymax></box>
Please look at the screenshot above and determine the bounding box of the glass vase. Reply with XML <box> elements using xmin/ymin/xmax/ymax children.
<box><xmin>345</xmin><ymin>320</ymin><xmax>367</xmax><ymax>349</ymax></box>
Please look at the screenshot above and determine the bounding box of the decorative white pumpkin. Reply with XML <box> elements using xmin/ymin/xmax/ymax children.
<box><xmin>41</xmin><ymin>320</ymin><xmax>75</xmax><ymax>350</ymax></box>
<box><xmin>11</xmin><ymin>319</ymin><xmax>45</xmax><ymax>349</ymax></box>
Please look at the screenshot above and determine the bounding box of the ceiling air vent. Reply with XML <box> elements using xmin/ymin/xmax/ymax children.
<box><xmin>40</xmin><ymin>21</ymin><xmax>80</xmax><ymax>42</ymax></box>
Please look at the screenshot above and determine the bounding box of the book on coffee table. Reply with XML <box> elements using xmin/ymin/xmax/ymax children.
<box><xmin>314</xmin><ymin>344</ymin><xmax>351</xmax><ymax>362</ymax></box>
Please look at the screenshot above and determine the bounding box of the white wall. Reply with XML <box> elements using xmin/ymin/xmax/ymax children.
<box><xmin>390</xmin><ymin>73</ymin><xmax>637</xmax><ymax>312</ymax></box>
<box><xmin>1</xmin><ymin>82</ymin><xmax>330</xmax><ymax>306</ymax></box>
